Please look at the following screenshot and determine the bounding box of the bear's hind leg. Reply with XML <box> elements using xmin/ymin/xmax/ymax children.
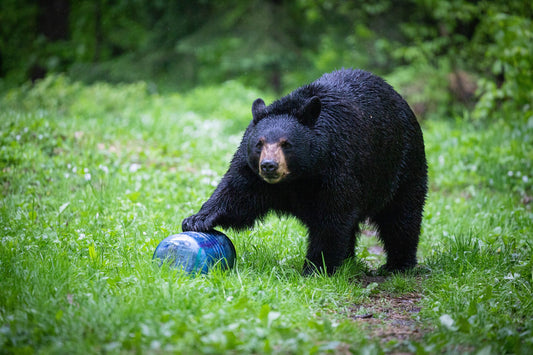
<box><xmin>346</xmin><ymin>224</ymin><xmax>360</xmax><ymax>259</ymax></box>
<box><xmin>372</xmin><ymin>182</ymin><xmax>426</xmax><ymax>272</ymax></box>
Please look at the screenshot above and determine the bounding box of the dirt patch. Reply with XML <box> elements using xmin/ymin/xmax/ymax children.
<box><xmin>348</xmin><ymin>230</ymin><xmax>430</xmax><ymax>350</ymax></box>
<box><xmin>346</xmin><ymin>275</ymin><xmax>429</xmax><ymax>350</ymax></box>
<box><xmin>350</xmin><ymin>293</ymin><xmax>424</xmax><ymax>343</ymax></box>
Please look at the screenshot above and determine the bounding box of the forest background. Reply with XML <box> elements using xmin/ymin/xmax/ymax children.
<box><xmin>1</xmin><ymin>0</ymin><xmax>532</xmax><ymax>122</ymax></box>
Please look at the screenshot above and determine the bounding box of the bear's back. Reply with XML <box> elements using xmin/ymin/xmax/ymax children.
<box><xmin>266</xmin><ymin>69</ymin><xmax>414</xmax><ymax>129</ymax></box>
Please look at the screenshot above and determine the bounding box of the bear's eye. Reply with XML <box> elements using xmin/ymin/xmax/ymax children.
<box><xmin>280</xmin><ymin>140</ymin><xmax>292</xmax><ymax>149</ymax></box>
<box><xmin>255</xmin><ymin>141</ymin><xmax>263</xmax><ymax>149</ymax></box>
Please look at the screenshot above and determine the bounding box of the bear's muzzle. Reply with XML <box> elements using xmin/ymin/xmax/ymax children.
<box><xmin>259</xmin><ymin>142</ymin><xmax>290</xmax><ymax>183</ymax></box>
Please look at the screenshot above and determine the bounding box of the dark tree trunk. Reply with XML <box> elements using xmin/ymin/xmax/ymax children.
<box><xmin>37</xmin><ymin>0</ymin><xmax>70</xmax><ymax>41</ymax></box>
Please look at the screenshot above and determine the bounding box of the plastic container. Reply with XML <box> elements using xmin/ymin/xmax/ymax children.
<box><xmin>153</xmin><ymin>230</ymin><xmax>236</xmax><ymax>274</ymax></box>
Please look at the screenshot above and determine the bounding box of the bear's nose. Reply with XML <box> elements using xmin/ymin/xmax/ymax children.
<box><xmin>261</xmin><ymin>160</ymin><xmax>278</xmax><ymax>174</ymax></box>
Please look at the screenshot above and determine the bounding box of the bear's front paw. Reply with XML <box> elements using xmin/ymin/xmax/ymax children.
<box><xmin>181</xmin><ymin>213</ymin><xmax>216</xmax><ymax>232</ymax></box>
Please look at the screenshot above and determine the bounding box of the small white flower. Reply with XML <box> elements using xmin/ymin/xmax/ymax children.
<box><xmin>440</xmin><ymin>314</ymin><xmax>456</xmax><ymax>330</ymax></box>
<box><xmin>150</xmin><ymin>341</ymin><xmax>161</xmax><ymax>351</ymax></box>
<box><xmin>201</xmin><ymin>168</ymin><xmax>217</xmax><ymax>176</ymax></box>
<box><xmin>99</xmin><ymin>165</ymin><xmax>109</xmax><ymax>174</ymax></box>
<box><xmin>504</xmin><ymin>273</ymin><xmax>520</xmax><ymax>280</ymax></box>
<box><xmin>84</xmin><ymin>173</ymin><xmax>91</xmax><ymax>181</ymax></box>
<box><xmin>129</xmin><ymin>163</ymin><xmax>141</xmax><ymax>173</ymax></box>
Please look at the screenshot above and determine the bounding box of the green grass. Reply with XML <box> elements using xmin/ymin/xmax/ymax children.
<box><xmin>1</xmin><ymin>76</ymin><xmax>531</xmax><ymax>354</ymax></box>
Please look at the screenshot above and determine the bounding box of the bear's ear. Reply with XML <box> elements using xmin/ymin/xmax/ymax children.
<box><xmin>297</xmin><ymin>96</ymin><xmax>321</xmax><ymax>126</ymax></box>
<box><xmin>252</xmin><ymin>98</ymin><xmax>267</xmax><ymax>124</ymax></box>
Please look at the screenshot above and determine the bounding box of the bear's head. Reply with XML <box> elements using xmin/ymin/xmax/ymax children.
<box><xmin>246</xmin><ymin>96</ymin><xmax>323</xmax><ymax>184</ymax></box>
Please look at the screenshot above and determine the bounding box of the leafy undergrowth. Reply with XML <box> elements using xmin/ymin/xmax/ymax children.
<box><xmin>1</xmin><ymin>76</ymin><xmax>531</xmax><ymax>354</ymax></box>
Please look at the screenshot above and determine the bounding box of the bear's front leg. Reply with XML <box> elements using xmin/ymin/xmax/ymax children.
<box><xmin>182</xmin><ymin>169</ymin><xmax>268</xmax><ymax>232</ymax></box>
<box><xmin>302</xmin><ymin>218</ymin><xmax>357</xmax><ymax>276</ymax></box>
<box><xmin>181</xmin><ymin>197</ymin><xmax>223</xmax><ymax>232</ymax></box>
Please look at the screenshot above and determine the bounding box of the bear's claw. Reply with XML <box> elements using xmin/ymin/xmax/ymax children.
<box><xmin>181</xmin><ymin>213</ymin><xmax>215</xmax><ymax>232</ymax></box>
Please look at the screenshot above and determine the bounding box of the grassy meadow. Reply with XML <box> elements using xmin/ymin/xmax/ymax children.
<box><xmin>1</xmin><ymin>76</ymin><xmax>531</xmax><ymax>354</ymax></box>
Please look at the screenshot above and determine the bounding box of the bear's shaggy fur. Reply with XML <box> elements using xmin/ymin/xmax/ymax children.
<box><xmin>182</xmin><ymin>69</ymin><xmax>428</xmax><ymax>275</ymax></box>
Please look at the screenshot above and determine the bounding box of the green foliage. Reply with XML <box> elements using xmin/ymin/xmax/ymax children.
<box><xmin>177</xmin><ymin>1</ymin><xmax>300</xmax><ymax>89</ymax></box>
<box><xmin>424</xmin><ymin>118</ymin><xmax>532</xmax><ymax>196</ymax></box>
<box><xmin>421</xmin><ymin>232</ymin><xmax>532</xmax><ymax>354</ymax></box>
<box><xmin>2</xmin><ymin>0</ymin><xmax>532</xmax><ymax>124</ymax></box>
<box><xmin>417</xmin><ymin>115</ymin><xmax>533</xmax><ymax>352</ymax></box>
<box><xmin>0</xmin><ymin>0</ymin><xmax>38</xmax><ymax>84</ymax></box>
<box><xmin>393</xmin><ymin>0</ymin><xmax>533</xmax><ymax>121</ymax></box>
<box><xmin>474</xmin><ymin>12</ymin><xmax>533</xmax><ymax>121</ymax></box>
<box><xmin>386</xmin><ymin>63</ymin><xmax>452</xmax><ymax>119</ymax></box>
<box><xmin>411</xmin><ymin>114</ymin><xmax>533</xmax><ymax>353</ymax></box>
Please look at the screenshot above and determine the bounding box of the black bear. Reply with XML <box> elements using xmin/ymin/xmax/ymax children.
<box><xmin>182</xmin><ymin>69</ymin><xmax>427</xmax><ymax>275</ymax></box>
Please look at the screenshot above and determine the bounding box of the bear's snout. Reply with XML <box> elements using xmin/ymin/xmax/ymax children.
<box><xmin>261</xmin><ymin>160</ymin><xmax>278</xmax><ymax>174</ymax></box>
<box><xmin>258</xmin><ymin>141</ymin><xmax>290</xmax><ymax>183</ymax></box>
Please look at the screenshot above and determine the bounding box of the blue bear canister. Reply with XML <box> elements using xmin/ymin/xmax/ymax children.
<box><xmin>153</xmin><ymin>230</ymin><xmax>236</xmax><ymax>274</ymax></box>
